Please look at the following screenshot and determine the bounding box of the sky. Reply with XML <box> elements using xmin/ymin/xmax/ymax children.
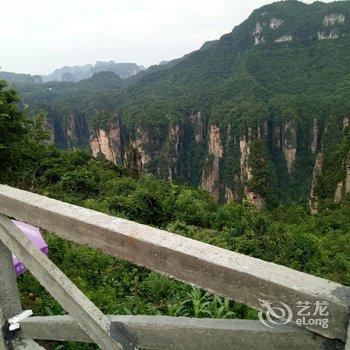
<box><xmin>0</xmin><ymin>0</ymin><xmax>333</xmax><ymax>75</ymax></box>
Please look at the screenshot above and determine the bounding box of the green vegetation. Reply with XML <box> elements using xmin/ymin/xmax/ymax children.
<box><xmin>0</xmin><ymin>71</ymin><xmax>42</xmax><ymax>84</ymax></box>
<box><xmin>316</xmin><ymin>125</ymin><xmax>350</xmax><ymax>208</ymax></box>
<box><xmin>1</xmin><ymin>78</ymin><xmax>349</xmax><ymax>349</ymax></box>
<box><xmin>1</xmin><ymin>1</ymin><xmax>350</xmax><ymax>348</ymax></box>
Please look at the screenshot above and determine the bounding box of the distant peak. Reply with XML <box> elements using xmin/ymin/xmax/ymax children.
<box><xmin>42</xmin><ymin>61</ymin><xmax>145</xmax><ymax>82</ymax></box>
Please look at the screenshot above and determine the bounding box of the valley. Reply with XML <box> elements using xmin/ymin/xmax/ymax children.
<box><xmin>6</xmin><ymin>0</ymin><xmax>350</xmax><ymax>210</ymax></box>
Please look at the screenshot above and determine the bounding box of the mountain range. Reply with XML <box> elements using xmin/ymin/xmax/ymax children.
<box><xmin>4</xmin><ymin>0</ymin><xmax>350</xmax><ymax>211</ymax></box>
<box><xmin>41</xmin><ymin>61</ymin><xmax>145</xmax><ymax>82</ymax></box>
<box><xmin>0</xmin><ymin>60</ymin><xmax>145</xmax><ymax>84</ymax></box>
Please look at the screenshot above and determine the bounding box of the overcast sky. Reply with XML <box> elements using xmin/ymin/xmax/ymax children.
<box><xmin>0</xmin><ymin>0</ymin><xmax>332</xmax><ymax>75</ymax></box>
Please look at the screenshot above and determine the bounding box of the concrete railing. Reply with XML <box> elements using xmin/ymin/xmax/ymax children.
<box><xmin>0</xmin><ymin>185</ymin><xmax>349</xmax><ymax>349</ymax></box>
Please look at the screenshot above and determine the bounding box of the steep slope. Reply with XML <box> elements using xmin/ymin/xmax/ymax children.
<box><xmin>17</xmin><ymin>72</ymin><xmax>125</xmax><ymax>149</ymax></box>
<box><xmin>17</xmin><ymin>0</ymin><xmax>350</xmax><ymax>208</ymax></box>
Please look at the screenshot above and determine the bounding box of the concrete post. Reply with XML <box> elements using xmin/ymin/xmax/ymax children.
<box><xmin>0</xmin><ymin>215</ymin><xmax>136</xmax><ymax>350</ymax></box>
<box><xmin>0</xmin><ymin>241</ymin><xmax>22</xmax><ymax>350</ymax></box>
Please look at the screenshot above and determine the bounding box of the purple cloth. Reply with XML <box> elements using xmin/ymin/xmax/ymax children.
<box><xmin>12</xmin><ymin>220</ymin><xmax>48</xmax><ymax>276</ymax></box>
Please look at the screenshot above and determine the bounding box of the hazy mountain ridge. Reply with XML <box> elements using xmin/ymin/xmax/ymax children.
<box><xmin>0</xmin><ymin>60</ymin><xmax>145</xmax><ymax>85</ymax></box>
<box><xmin>41</xmin><ymin>60</ymin><xmax>145</xmax><ymax>82</ymax></box>
<box><xmin>0</xmin><ymin>71</ymin><xmax>42</xmax><ymax>84</ymax></box>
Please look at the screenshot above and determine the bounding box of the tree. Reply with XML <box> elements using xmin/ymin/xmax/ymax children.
<box><xmin>0</xmin><ymin>79</ymin><xmax>49</xmax><ymax>184</ymax></box>
<box><xmin>0</xmin><ymin>80</ymin><xmax>28</xmax><ymax>177</ymax></box>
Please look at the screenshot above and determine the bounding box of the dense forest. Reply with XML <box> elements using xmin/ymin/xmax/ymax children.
<box><xmin>1</xmin><ymin>71</ymin><xmax>349</xmax><ymax>348</ymax></box>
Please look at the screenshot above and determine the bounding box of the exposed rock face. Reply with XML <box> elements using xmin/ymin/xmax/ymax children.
<box><xmin>283</xmin><ymin>121</ymin><xmax>297</xmax><ymax>173</ymax></box>
<box><xmin>309</xmin><ymin>153</ymin><xmax>324</xmax><ymax>214</ymax></box>
<box><xmin>318</xmin><ymin>30</ymin><xmax>339</xmax><ymax>40</ymax></box>
<box><xmin>323</xmin><ymin>14</ymin><xmax>345</xmax><ymax>26</ymax></box>
<box><xmin>49</xmin><ymin>106</ymin><xmax>347</xmax><ymax>209</ymax></box>
<box><xmin>55</xmin><ymin>113</ymin><xmax>89</xmax><ymax>149</ymax></box>
<box><xmin>346</xmin><ymin>155</ymin><xmax>350</xmax><ymax>196</ymax></box>
<box><xmin>334</xmin><ymin>153</ymin><xmax>350</xmax><ymax>203</ymax></box>
<box><xmin>275</xmin><ymin>35</ymin><xmax>293</xmax><ymax>43</ymax></box>
<box><xmin>239</xmin><ymin>134</ymin><xmax>252</xmax><ymax>182</ymax></box>
<box><xmin>273</xmin><ymin>125</ymin><xmax>281</xmax><ymax>149</ymax></box>
<box><xmin>191</xmin><ymin>112</ymin><xmax>205</xmax><ymax>143</ymax></box>
<box><xmin>130</xmin><ymin>127</ymin><xmax>151</xmax><ymax>170</ymax></box>
<box><xmin>239</xmin><ymin>131</ymin><xmax>265</xmax><ymax>209</ymax></box>
<box><xmin>167</xmin><ymin>123</ymin><xmax>180</xmax><ymax>181</ymax></box>
<box><xmin>311</xmin><ymin>118</ymin><xmax>318</xmax><ymax>153</ymax></box>
<box><xmin>309</xmin><ymin>116</ymin><xmax>350</xmax><ymax>212</ymax></box>
<box><xmin>90</xmin><ymin>122</ymin><xmax>154</xmax><ymax>171</ymax></box>
<box><xmin>90</xmin><ymin>120</ymin><xmax>122</xmax><ymax>164</ymax></box>
<box><xmin>225</xmin><ymin>187</ymin><xmax>235</xmax><ymax>203</ymax></box>
<box><xmin>202</xmin><ymin>125</ymin><xmax>223</xmax><ymax>200</ymax></box>
<box><xmin>253</xmin><ymin>22</ymin><xmax>264</xmax><ymax>45</ymax></box>
<box><xmin>208</xmin><ymin>124</ymin><xmax>223</xmax><ymax>158</ymax></box>
<box><xmin>86</xmin><ymin>113</ymin><xmax>320</xmax><ymax>208</ymax></box>
<box><xmin>257</xmin><ymin>121</ymin><xmax>268</xmax><ymax>139</ymax></box>
<box><xmin>90</xmin><ymin>129</ymin><xmax>115</xmax><ymax>163</ymax></box>
<box><xmin>334</xmin><ymin>179</ymin><xmax>343</xmax><ymax>203</ymax></box>
<box><xmin>66</xmin><ymin>114</ymin><xmax>78</xmax><ymax>143</ymax></box>
<box><xmin>77</xmin><ymin>103</ymin><xmax>348</xmax><ymax>208</ymax></box>
<box><xmin>251</xmin><ymin>12</ymin><xmax>346</xmax><ymax>45</ymax></box>
<box><xmin>270</xmin><ymin>18</ymin><xmax>284</xmax><ymax>29</ymax></box>
<box><xmin>253</xmin><ymin>22</ymin><xmax>263</xmax><ymax>35</ymax></box>
<box><xmin>332</xmin><ymin>117</ymin><xmax>350</xmax><ymax>204</ymax></box>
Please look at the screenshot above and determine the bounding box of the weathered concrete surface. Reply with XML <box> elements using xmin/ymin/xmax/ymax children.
<box><xmin>0</xmin><ymin>185</ymin><xmax>349</xmax><ymax>341</ymax></box>
<box><xmin>19</xmin><ymin>315</ymin><xmax>344</xmax><ymax>350</ymax></box>
<box><xmin>0</xmin><ymin>241</ymin><xmax>22</xmax><ymax>350</ymax></box>
<box><xmin>12</xmin><ymin>339</ymin><xmax>45</xmax><ymax>349</ymax></box>
<box><xmin>0</xmin><ymin>215</ymin><xmax>136</xmax><ymax>350</ymax></box>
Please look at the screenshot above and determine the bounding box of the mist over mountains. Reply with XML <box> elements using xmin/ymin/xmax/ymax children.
<box><xmin>41</xmin><ymin>61</ymin><xmax>145</xmax><ymax>82</ymax></box>
<box><xmin>0</xmin><ymin>60</ymin><xmax>145</xmax><ymax>84</ymax></box>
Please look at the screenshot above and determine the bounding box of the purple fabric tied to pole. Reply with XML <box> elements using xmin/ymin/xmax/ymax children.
<box><xmin>11</xmin><ymin>220</ymin><xmax>48</xmax><ymax>276</ymax></box>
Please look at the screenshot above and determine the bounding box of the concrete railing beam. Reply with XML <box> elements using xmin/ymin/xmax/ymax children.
<box><xmin>0</xmin><ymin>185</ymin><xmax>349</xmax><ymax>340</ymax></box>
<box><xmin>19</xmin><ymin>315</ymin><xmax>344</xmax><ymax>350</ymax></box>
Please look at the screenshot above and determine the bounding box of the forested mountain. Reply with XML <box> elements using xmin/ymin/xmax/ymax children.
<box><xmin>13</xmin><ymin>0</ymin><xmax>350</xmax><ymax>211</ymax></box>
